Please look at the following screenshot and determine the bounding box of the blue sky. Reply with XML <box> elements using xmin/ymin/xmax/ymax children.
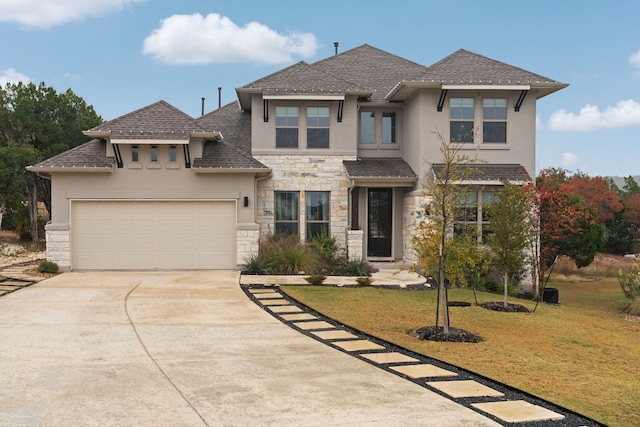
<box><xmin>1</xmin><ymin>0</ymin><xmax>639</xmax><ymax>177</ymax></box>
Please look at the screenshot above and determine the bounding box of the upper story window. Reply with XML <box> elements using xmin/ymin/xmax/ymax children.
<box><xmin>131</xmin><ymin>145</ymin><xmax>139</xmax><ymax>162</ymax></box>
<box><xmin>359</xmin><ymin>111</ymin><xmax>398</xmax><ymax>146</ymax></box>
<box><xmin>150</xmin><ymin>145</ymin><xmax>158</xmax><ymax>162</ymax></box>
<box><xmin>450</xmin><ymin>98</ymin><xmax>474</xmax><ymax>143</ymax></box>
<box><xmin>382</xmin><ymin>113</ymin><xmax>396</xmax><ymax>144</ymax></box>
<box><xmin>275</xmin><ymin>106</ymin><xmax>299</xmax><ymax>148</ymax></box>
<box><xmin>483</xmin><ymin>98</ymin><xmax>507</xmax><ymax>143</ymax></box>
<box><xmin>306</xmin><ymin>107</ymin><xmax>330</xmax><ymax>148</ymax></box>
<box><xmin>169</xmin><ymin>145</ymin><xmax>177</xmax><ymax>162</ymax></box>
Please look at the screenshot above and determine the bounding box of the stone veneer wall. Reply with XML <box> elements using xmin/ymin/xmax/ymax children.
<box><xmin>44</xmin><ymin>223</ymin><xmax>70</xmax><ymax>271</ymax></box>
<box><xmin>346</xmin><ymin>229</ymin><xmax>364</xmax><ymax>260</ymax></box>
<box><xmin>254</xmin><ymin>155</ymin><xmax>355</xmax><ymax>249</ymax></box>
<box><xmin>402</xmin><ymin>190</ymin><xmax>427</xmax><ymax>266</ymax></box>
<box><xmin>237</xmin><ymin>223</ymin><xmax>260</xmax><ymax>266</ymax></box>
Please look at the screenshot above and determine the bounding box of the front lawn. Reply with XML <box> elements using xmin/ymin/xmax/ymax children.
<box><xmin>281</xmin><ymin>278</ymin><xmax>640</xmax><ymax>427</ymax></box>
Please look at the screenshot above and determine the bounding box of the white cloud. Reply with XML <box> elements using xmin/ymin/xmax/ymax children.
<box><xmin>142</xmin><ymin>13</ymin><xmax>319</xmax><ymax>65</ymax></box>
<box><xmin>535</xmin><ymin>115</ymin><xmax>544</xmax><ymax>130</ymax></box>
<box><xmin>630</xmin><ymin>49</ymin><xmax>640</xmax><ymax>69</ymax></box>
<box><xmin>0</xmin><ymin>0</ymin><xmax>144</xmax><ymax>29</ymax></box>
<box><xmin>561</xmin><ymin>152</ymin><xmax>585</xmax><ymax>171</ymax></box>
<box><xmin>547</xmin><ymin>99</ymin><xmax>640</xmax><ymax>132</ymax></box>
<box><xmin>0</xmin><ymin>68</ymin><xmax>30</xmax><ymax>86</ymax></box>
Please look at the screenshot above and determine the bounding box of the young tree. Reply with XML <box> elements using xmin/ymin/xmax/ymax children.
<box><xmin>485</xmin><ymin>181</ymin><xmax>534</xmax><ymax>307</ymax></box>
<box><xmin>412</xmin><ymin>131</ymin><xmax>480</xmax><ymax>335</ymax></box>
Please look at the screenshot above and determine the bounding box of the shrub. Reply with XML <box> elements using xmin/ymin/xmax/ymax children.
<box><xmin>243</xmin><ymin>254</ymin><xmax>273</xmax><ymax>275</ymax></box>
<box><xmin>307</xmin><ymin>233</ymin><xmax>338</xmax><ymax>261</ymax></box>
<box><xmin>260</xmin><ymin>234</ymin><xmax>319</xmax><ymax>275</ymax></box>
<box><xmin>304</xmin><ymin>275</ymin><xmax>327</xmax><ymax>285</ymax></box>
<box><xmin>38</xmin><ymin>261</ymin><xmax>59</xmax><ymax>274</ymax></box>
<box><xmin>617</xmin><ymin>266</ymin><xmax>640</xmax><ymax>300</ymax></box>
<box><xmin>355</xmin><ymin>276</ymin><xmax>373</xmax><ymax>286</ymax></box>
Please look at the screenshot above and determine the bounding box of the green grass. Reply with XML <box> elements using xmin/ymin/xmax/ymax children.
<box><xmin>282</xmin><ymin>278</ymin><xmax>640</xmax><ymax>427</ymax></box>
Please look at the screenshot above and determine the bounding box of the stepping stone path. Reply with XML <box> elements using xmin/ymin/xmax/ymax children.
<box><xmin>245</xmin><ymin>286</ymin><xmax>604</xmax><ymax>427</ymax></box>
<box><xmin>0</xmin><ymin>278</ymin><xmax>35</xmax><ymax>297</ymax></box>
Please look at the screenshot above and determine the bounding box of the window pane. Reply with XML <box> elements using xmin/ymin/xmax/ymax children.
<box><xmin>483</xmin><ymin>122</ymin><xmax>506</xmax><ymax>143</ymax></box>
<box><xmin>307</xmin><ymin>107</ymin><xmax>330</xmax><ymax>126</ymax></box>
<box><xmin>307</xmin><ymin>128</ymin><xmax>329</xmax><ymax>148</ymax></box>
<box><xmin>275</xmin><ymin>106</ymin><xmax>298</xmax><ymax>126</ymax></box>
<box><xmin>131</xmin><ymin>145</ymin><xmax>138</xmax><ymax>162</ymax></box>
<box><xmin>275</xmin><ymin>223</ymin><xmax>299</xmax><ymax>235</ymax></box>
<box><xmin>275</xmin><ymin>192</ymin><xmax>299</xmax><ymax>220</ymax></box>
<box><xmin>150</xmin><ymin>146</ymin><xmax>158</xmax><ymax>162</ymax></box>
<box><xmin>450</xmin><ymin>121</ymin><xmax>474</xmax><ymax>142</ymax></box>
<box><xmin>306</xmin><ymin>191</ymin><xmax>330</xmax><ymax>238</ymax></box>
<box><xmin>169</xmin><ymin>145</ymin><xmax>177</xmax><ymax>162</ymax></box>
<box><xmin>306</xmin><ymin>192</ymin><xmax>329</xmax><ymax>221</ymax></box>
<box><xmin>483</xmin><ymin>98</ymin><xmax>507</xmax><ymax>120</ymax></box>
<box><xmin>360</xmin><ymin>111</ymin><xmax>375</xmax><ymax>143</ymax></box>
<box><xmin>382</xmin><ymin>112</ymin><xmax>396</xmax><ymax>143</ymax></box>
<box><xmin>450</xmin><ymin>98</ymin><xmax>474</xmax><ymax>119</ymax></box>
<box><xmin>276</xmin><ymin>128</ymin><xmax>299</xmax><ymax>148</ymax></box>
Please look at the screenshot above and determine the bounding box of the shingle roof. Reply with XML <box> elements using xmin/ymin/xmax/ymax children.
<box><xmin>28</xmin><ymin>139</ymin><xmax>114</xmax><ymax>170</ymax></box>
<box><xmin>312</xmin><ymin>44</ymin><xmax>432</xmax><ymax>102</ymax></box>
<box><xmin>343</xmin><ymin>158</ymin><xmax>417</xmax><ymax>180</ymax></box>
<box><xmin>89</xmin><ymin>100</ymin><xmax>210</xmax><ymax>140</ymax></box>
<box><xmin>194</xmin><ymin>102</ymin><xmax>268</xmax><ymax>171</ymax></box>
<box><xmin>432</xmin><ymin>163</ymin><xmax>531</xmax><ymax>182</ymax></box>
<box><xmin>239</xmin><ymin>61</ymin><xmax>366</xmax><ymax>96</ymax></box>
<box><xmin>423</xmin><ymin>49</ymin><xmax>561</xmax><ymax>86</ymax></box>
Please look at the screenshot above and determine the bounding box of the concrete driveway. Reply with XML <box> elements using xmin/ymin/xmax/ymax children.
<box><xmin>0</xmin><ymin>271</ymin><xmax>500</xmax><ymax>426</ymax></box>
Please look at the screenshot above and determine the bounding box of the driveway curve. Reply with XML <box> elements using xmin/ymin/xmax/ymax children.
<box><xmin>0</xmin><ymin>271</ymin><xmax>499</xmax><ymax>426</ymax></box>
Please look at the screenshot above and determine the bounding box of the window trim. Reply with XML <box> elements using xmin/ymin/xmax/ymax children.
<box><xmin>449</xmin><ymin>97</ymin><xmax>475</xmax><ymax>143</ymax></box>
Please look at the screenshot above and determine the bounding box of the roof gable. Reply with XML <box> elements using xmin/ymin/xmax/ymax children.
<box><xmin>89</xmin><ymin>100</ymin><xmax>209</xmax><ymax>140</ymax></box>
<box><xmin>312</xmin><ymin>44</ymin><xmax>431</xmax><ymax>102</ymax></box>
<box><xmin>424</xmin><ymin>49</ymin><xmax>561</xmax><ymax>86</ymax></box>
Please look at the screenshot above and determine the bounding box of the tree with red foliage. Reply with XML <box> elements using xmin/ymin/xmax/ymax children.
<box><xmin>566</xmin><ymin>173</ymin><xmax>623</xmax><ymax>223</ymax></box>
<box><xmin>534</xmin><ymin>169</ymin><xmax>604</xmax><ymax>287</ymax></box>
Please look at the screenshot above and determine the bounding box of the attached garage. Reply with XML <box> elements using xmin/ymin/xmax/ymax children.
<box><xmin>71</xmin><ymin>200</ymin><xmax>236</xmax><ymax>270</ymax></box>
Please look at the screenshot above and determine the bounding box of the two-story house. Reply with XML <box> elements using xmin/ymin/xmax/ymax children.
<box><xmin>28</xmin><ymin>44</ymin><xmax>566</xmax><ymax>271</ymax></box>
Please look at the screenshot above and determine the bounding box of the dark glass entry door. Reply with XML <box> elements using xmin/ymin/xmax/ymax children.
<box><xmin>367</xmin><ymin>188</ymin><xmax>392</xmax><ymax>257</ymax></box>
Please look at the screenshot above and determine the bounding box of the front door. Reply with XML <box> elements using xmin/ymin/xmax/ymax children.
<box><xmin>367</xmin><ymin>188</ymin><xmax>392</xmax><ymax>257</ymax></box>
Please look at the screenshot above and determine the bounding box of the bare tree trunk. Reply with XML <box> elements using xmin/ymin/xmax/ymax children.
<box><xmin>0</xmin><ymin>199</ymin><xmax>4</xmax><ymax>230</ymax></box>
<box><xmin>503</xmin><ymin>273</ymin><xmax>509</xmax><ymax>308</ymax></box>
<box><xmin>439</xmin><ymin>241</ymin><xmax>450</xmax><ymax>334</ymax></box>
<box><xmin>28</xmin><ymin>178</ymin><xmax>38</xmax><ymax>247</ymax></box>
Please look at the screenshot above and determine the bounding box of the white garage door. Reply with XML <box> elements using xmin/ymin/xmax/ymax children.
<box><xmin>71</xmin><ymin>200</ymin><xmax>236</xmax><ymax>270</ymax></box>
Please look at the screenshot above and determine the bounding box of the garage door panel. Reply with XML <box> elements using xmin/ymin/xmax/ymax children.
<box><xmin>72</xmin><ymin>201</ymin><xmax>236</xmax><ymax>270</ymax></box>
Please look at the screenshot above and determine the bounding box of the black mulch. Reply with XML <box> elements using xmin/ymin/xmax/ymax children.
<box><xmin>412</xmin><ymin>326</ymin><xmax>484</xmax><ymax>343</ymax></box>
<box><xmin>480</xmin><ymin>302</ymin><xmax>531</xmax><ymax>312</ymax></box>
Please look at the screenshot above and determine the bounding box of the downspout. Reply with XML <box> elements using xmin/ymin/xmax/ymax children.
<box><xmin>347</xmin><ymin>179</ymin><xmax>354</xmax><ymax>230</ymax></box>
<box><xmin>255</xmin><ymin>170</ymin><xmax>273</xmax><ymax>239</ymax></box>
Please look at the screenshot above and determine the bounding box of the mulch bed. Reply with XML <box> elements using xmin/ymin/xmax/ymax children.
<box><xmin>411</xmin><ymin>326</ymin><xmax>483</xmax><ymax>343</ymax></box>
<box><xmin>480</xmin><ymin>301</ymin><xmax>531</xmax><ymax>312</ymax></box>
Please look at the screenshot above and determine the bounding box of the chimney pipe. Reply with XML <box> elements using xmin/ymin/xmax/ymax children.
<box><xmin>218</xmin><ymin>87</ymin><xmax>222</xmax><ymax>109</ymax></box>
<box><xmin>334</xmin><ymin>42</ymin><xmax>339</xmax><ymax>55</ymax></box>
<box><xmin>201</xmin><ymin>97</ymin><xmax>205</xmax><ymax>116</ymax></box>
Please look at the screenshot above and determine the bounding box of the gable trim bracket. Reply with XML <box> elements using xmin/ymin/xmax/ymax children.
<box><xmin>515</xmin><ymin>90</ymin><xmax>528</xmax><ymax>112</ymax></box>
<box><xmin>337</xmin><ymin>100</ymin><xmax>344</xmax><ymax>122</ymax></box>
<box><xmin>437</xmin><ymin>89</ymin><xmax>448</xmax><ymax>112</ymax></box>
<box><xmin>183</xmin><ymin>144</ymin><xmax>191</xmax><ymax>168</ymax></box>
<box><xmin>112</xmin><ymin>143</ymin><xmax>123</xmax><ymax>168</ymax></box>
<box><xmin>263</xmin><ymin>99</ymin><xmax>269</xmax><ymax>122</ymax></box>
